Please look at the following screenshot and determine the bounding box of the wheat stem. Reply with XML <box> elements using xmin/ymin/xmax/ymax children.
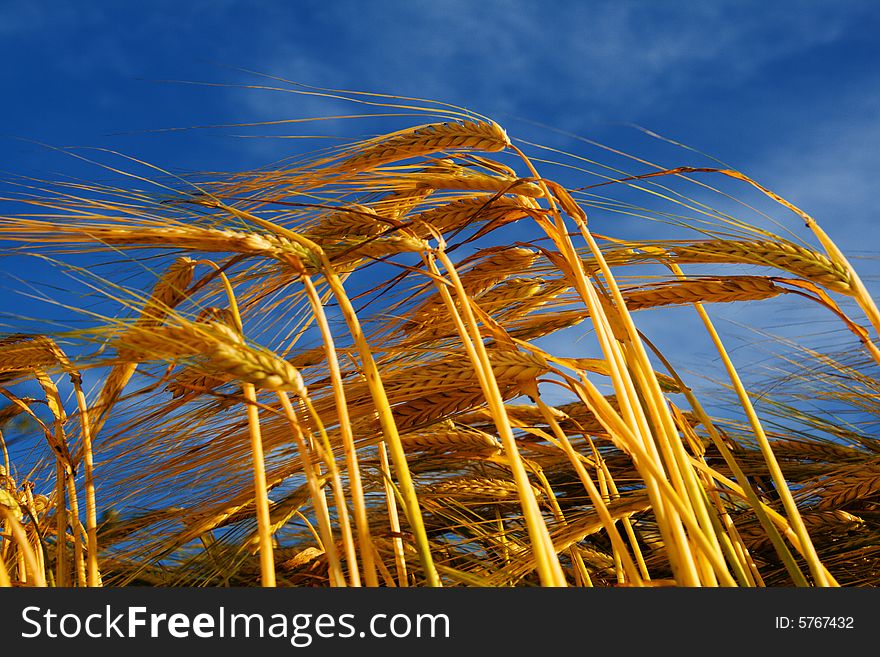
<box><xmin>526</xmin><ymin>384</ymin><xmax>644</xmax><ymax>584</ymax></box>
<box><xmin>300</xmin><ymin>272</ymin><xmax>377</xmax><ymax>586</ymax></box>
<box><xmin>67</xmin><ymin>372</ymin><xmax>100</xmax><ymax>587</ymax></box>
<box><xmin>299</xmin><ymin>396</ymin><xmax>361</xmax><ymax>587</ymax></box>
<box><xmin>560</xmin><ymin>372</ymin><xmax>738</xmax><ymax>585</ymax></box>
<box><xmin>54</xmin><ymin>460</ymin><xmax>68</xmax><ymax>587</ymax></box>
<box><xmin>668</xmin><ymin>261</ymin><xmax>833</xmax><ymax>586</ymax></box>
<box><xmin>0</xmin><ymin>506</ymin><xmax>46</xmax><ymax>586</ymax></box>
<box><xmin>208</xmin><ymin>263</ymin><xmax>275</xmax><ymax>587</ymax></box>
<box><xmin>640</xmin><ymin>332</ymin><xmax>807</xmax><ymax>585</ymax></box>
<box><xmin>276</xmin><ymin>393</ymin><xmax>346</xmax><ymax>587</ymax></box>
<box><xmin>240</xmin><ymin>383</ymin><xmax>275</xmax><ymax>587</ymax></box>
<box><xmin>511</xmin><ymin>144</ymin><xmax>704</xmax><ymax>583</ymax></box>
<box><xmin>215</xmin><ymin>201</ymin><xmax>440</xmax><ymax>586</ymax></box>
<box><xmin>377</xmin><ymin>441</ymin><xmax>408</xmax><ymax>587</ymax></box>
<box><xmin>428</xmin><ymin>249</ymin><xmax>566</xmax><ymax>586</ymax></box>
<box><xmin>0</xmin><ymin>545</ymin><xmax>10</xmax><ymax>587</ymax></box>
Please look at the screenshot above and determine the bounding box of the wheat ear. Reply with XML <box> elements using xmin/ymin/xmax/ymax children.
<box><xmin>622</xmin><ymin>276</ymin><xmax>785</xmax><ymax>310</ymax></box>
<box><xmin>669</xmin><ymin>240</ymin><xmax>852</xmax><ymax>295</ymax></box>
<box><xmin>336</xmin><ymin>120</ymin><xmax>510</xmax><ymax>173</ymax></box>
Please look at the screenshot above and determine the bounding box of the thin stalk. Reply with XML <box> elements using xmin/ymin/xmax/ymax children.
<box><xmin>241</xmin><ymin>382</ymin><xmax>275</xmax><ymax>587</ymax></box>
<box><xmin>293</xmin><ymin>511</ymin><xmax>323</xmax><ymax>548</ymax></box>
<box><xmin>68</xmin><ymin>373</ymin><xmax>100</xmax><ymax>587</ymax></box>
<box><xmin>585</xmin><ymin>438</ymin><xmax>651</xmax><ymax>581</ymax></box>
<box><xmin>308</xmin><ymin>271</ymin><xmax>437</xmax><ymax>585</ymax></box>
<box><xmin>22</xmin><ymin>487</ymin><xmax>47</xmax><ymax>585</ymax></box>
<box><xmin>527</xmin><ymin>386</ymin><xmax>644</xmax><ymax>584</ymax></box>
<box><xmin>528</xmin><ymin>464</ymin><xmax>591</xmax><ymax>586</ymax></box>
<box><xmin>207</xmin><ymin>262</ymin><xmax>275</xmax><ymax>587</ymax></box>
<box><xmin>215</xmin><ymin>202</ymin><xmax>439</xmax><ymax>586</ymax></box>
<box><xmin>17</xmin><ymin>540</ymin><xmax>25</xmax><ymax>585</ymax></box>
<box><xmin>684</xmin><ymin>297</ymin><xmax>832</xmax><ymax>586</ymax></box>
<box><xmin>563</xmin><ymin>374</ymin><xmax>738</xmax><ymax>585</ymax></box>
<box><xmin>494</xmin><ymin>508</ymin><xmax>512</xmax><ymax>585</ymax></box>
<box><xmin>377</xmin><ymin>441</ymin><xmax>408</xmax><ymax>587</ymax></box>
<box><xmin>511</xmin><ymin>148</ymin><xmax>697</xmax><ymax>583</ymax></box>
<box><xmin>298</xmin><ymin>396</ymin><xmax>360</xmax><ymax>587</ymax></box>
<box><xmin>428</xmin><ymin>249</ymin><xmax>565</xmax><ymax>586</ymax></box>
<box><xmin>300</xmin><ymin>272</ymin><xmax>377</xmax><ymax>586</ymax></box>
<box><xmin>372</xmin><ymin>545</ymin><xmax>397</xmax><ymax>587</ymax></box>
<box><xmin>277</xmin><ymin>393</ymin><xmax>346</xmax><ymax>587</ymax></box>
<box><xmin>1</xmin><ymin>507</ymin><xmax>45</xmax><ymax>586</ymax></box>
<box><xmin>0</xmin><ymin>428</ymin><xmax>8</xmax><ymax>478</ymax></box>
<box><xmin>627</xmin><ymin>357</ymin><xmax>725</xmax><ymax>586</ymax></box>
<box><xmin>702</xmin><ymin>481</ymin><xmax>758</xmax><ymax>587</ymax></box>
<box><xmin>579</xmin><ymin>229</ymin><xmax>707</xmax><ymax>584</ymax></box>
<box><xmin>0</xmin><ymin>548</ymin><xmax>9</xmax><ymax>587</ymax></box>
<box><xmin>65</xmin><ymin>475</ymin><xmax>86</xmax><ymax>587</ymax></box>
<box><xmin>689</xmin><ymin>459</ymin><xmax>838</xmax><ymax>585</ymax></box>
<box><xmin>54</xmin><ymin>460</ymin><xmax>68</xmax><ymax>587</ymax></box>
<box><xmin>640</xmin><ymin>333</ymin><xmax>806</xmax><ymax>585</ymax></box>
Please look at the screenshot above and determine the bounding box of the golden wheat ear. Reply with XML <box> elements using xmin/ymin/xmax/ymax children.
<box><xmin>334</xmin><ymin>120</ymin><xmax>510</xmax><ymax>173</ymax></box>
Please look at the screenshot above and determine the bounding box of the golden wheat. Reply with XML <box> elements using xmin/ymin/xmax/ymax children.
<box><xmin>622</xmin><ymin>276</ymin><xmax>785</xmax><ymax>310</ymax></box>
<box><xmin>400</xmin><ymin>422</ymin><xmax>502</xmax><ymax>454</ymax></box>
<box><xmin>816</xmin><ymin>463</ymin><xmax>880</xmax><ymax>509</ymax></box>
<box><xmin>669</xmin><ymin>240</ymin><xmax>852</xmax><ymax>294</ymax></box>
<box><xmin>336</xmin><ymin>120</ymin><xmax>510</xmax><ymax>173</ymax></box>
<box><xmin>410</xmin><ymin>194</ymin><xmax>531</xmax><ymax>236</ymax></box>
<box><xmin>306</xmin><ymin>204</ymin><xmax>385</xmax><ymax>239</ymax></box>
<box><xmin>0</xmin><ymin>335</ymin><xmax>62</xmax><ymax>375</ymax></box>
<box><xmin>423</xmin><ymin>476</ymin><xmax>542</xmax><ymax>501</ymax></box>
<box><xmin>3</xmin><ymin>104</ymin><xmax>878</xmax><ymax>589</ymax></box>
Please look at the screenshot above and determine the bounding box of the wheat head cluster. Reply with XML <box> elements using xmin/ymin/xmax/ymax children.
<box><xmin>1</xmin><ymin>91</ymin><xmax>879</xmax><ymax>588</ymax></box>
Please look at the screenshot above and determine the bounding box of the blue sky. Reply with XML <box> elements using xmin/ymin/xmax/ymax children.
<box><xmin>3</xmin><ymin>1</ymin><xmax>878</xmax><ymax>198</ymax></box>
<box><xmin>1</xmin><ymin>0</ymin><xmax>878</xmax><ymax>387</ymax></box>
<box><xmin>3</xmin><ymin>0</ymin><xmax>878</xmax><ymax>232</ymax></box>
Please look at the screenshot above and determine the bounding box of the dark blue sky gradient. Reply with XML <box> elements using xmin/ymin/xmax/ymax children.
<box><xmin>3</xmin><ymin>1</ymin><xmax>878</xmax><ymax>185</ymax></box>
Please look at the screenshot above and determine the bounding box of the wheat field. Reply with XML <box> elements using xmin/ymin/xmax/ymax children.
<box><xmin>1</xmin><ymin>89</ymin><xmax>878</xmax><ymax>587</ymax></box>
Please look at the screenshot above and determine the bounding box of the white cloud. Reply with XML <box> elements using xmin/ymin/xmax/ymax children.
<box><xmin>238</xmin><ymin>1</ymin><xmax>867</xmax><ymax>123</ymax></box>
